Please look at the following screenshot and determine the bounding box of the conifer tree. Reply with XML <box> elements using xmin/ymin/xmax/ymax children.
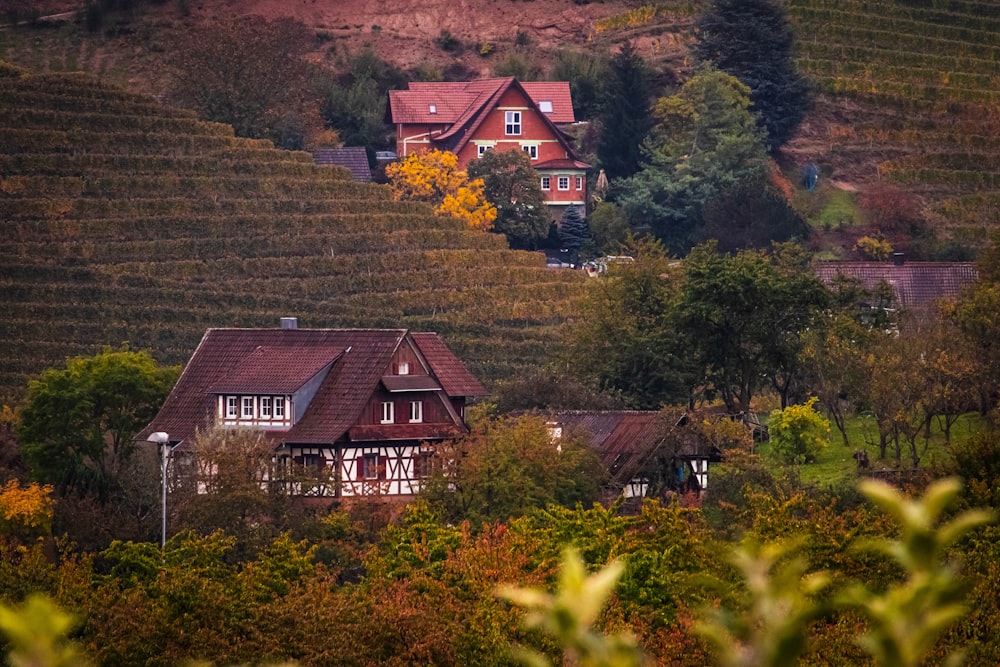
<box><xmin>559</xmin><ymin>206</ymin><xmax>590</xmax><ymax>262</ymax></box>
<box><xmin>596</xmin><ymin>42</ymin><xmax>654</xmax><ymax>180</ymax></box>
<box><xmin>693</xmin><ymin>0</ymin><xmax>810</xmax><ymax>151</ymax></box>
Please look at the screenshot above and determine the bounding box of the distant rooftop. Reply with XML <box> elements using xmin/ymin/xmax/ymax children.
<box><xmin>814</xmin><ymin>259</ymin><xmax>978</xmax><ymax>309</ymax></box>
<box><xmin>313</xmin><ymin>146</ymin><xmax>372</xmax><ymax>181</ymax></box>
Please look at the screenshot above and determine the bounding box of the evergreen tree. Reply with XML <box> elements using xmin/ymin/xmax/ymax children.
<box><xmin>693</xmin><ymin>0</ymin><xmax>810</xmax><ymax>151</ymax></box>
<box><xmin>596</xmin><ymin>42</ymin><xmax>654</xmax><ymax>180</ymax></box>
<box><xmin>559</xmin><ymin>206</ymin><xmax>590</xmax><ymax>262</ymax></box>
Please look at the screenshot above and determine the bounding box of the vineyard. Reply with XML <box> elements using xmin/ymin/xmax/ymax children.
<box><xmin>0</xmin><ymin>68</ymin><xmax>590</xmax><ymax>402</ymax></box>
<box><xmin>784</xmin><ymin>0</ymin><xmax>1000</xmax><ymax>242</ymax></box>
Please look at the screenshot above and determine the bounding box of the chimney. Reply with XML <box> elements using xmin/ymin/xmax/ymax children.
<box><xmin>280</xmin><ymin>317</ymin><xmax>298</xmax><ymax>330</ymax></box>
<box><xmin>892</xmin><ymin>252</ymin><xmax>905</xmax><ymax>266</ymax></box>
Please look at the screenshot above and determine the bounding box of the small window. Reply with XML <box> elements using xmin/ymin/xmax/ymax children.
<box><xmin>414</xmin><ymin>452</ymin><xmax>434</xmax><ymax>478</ymax></box>
<box><xmin>398</xmin><ymin>362</ymin><xmax>409</xmax><ymax>375</ymax></box>
<box><xmin>477</xmin><ymin>144</ymin><xmax>491</xmax><ymax>157</ymax></box>
<box><xmin>361</xmin><ymin>453</ymin><xmax>380</xmax><ymax>480</ymax></box>
<box><xmin>381</xmin><ymin>401</ymin><xmax>394</xmax><ymax>424</ymax></box>
<box><xmin>260</xmin><ymin>396</ymin><xmax>272</xmax><ymax>419</ymax></box>
<box><xmin>505</xmin><ymin>110</ymin><xmax>521</xmax><ymax>135</ymax></box>
<box><xmin>409</xmin><ymin>400</ymin><xmax>423</xmax><ymax>423</ymax></box>
<box><xmin>538</xmin><ymin>100</ymin><xmax>553</xmax><ymax>113</ymax></box>
<box><xmin>226</xmin><ymin>396</ymin><xmax>238</xmax><ymax>419</ymax></box>
<box><xmin>575</xmin><ymin>175</ymin><xmax>583</xmax><ymax>190</ymax></box>
<box><xmin>241</xmin><ymin>396</ymin><xmax>254</xmax><ymax>419</ymax></box>
<box><xmin>558</xmin><ymin>176</ymin><xmax>570</xmax><ymax>191</ymax></box>
<box><xmin>428</xmin><ymin>104</ymin><xmax>437</xmax><ymax>114</ymax></box>
<box><xmin>540</xmin><ymin>176</ymin><xmax>551</xmax><ymax>191</ymax></box>
<box><xmin>522</xmin><ymin>144</ymin><xmax>537</xmax><ymax>160</ymax></box>
<box><xmin>274</xmin><ymin>396</ymin><xmax>285</xmax><ymax>419</ymax></box>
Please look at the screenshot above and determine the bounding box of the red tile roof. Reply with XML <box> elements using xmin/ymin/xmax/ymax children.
<box><xmin>312</xmin><ymin>147</ymin><xmax>372</xmax><ymax>181</ymax></box>
<box><xmin>814</xmin><ymin>261</ymin><xmax>978</xmax><ymax>309</ymax></box>
<box><xmin>392</xmin><ymin>78</ymin><xmax>576</xmax><ymax>125</ymax></box>
<box><xmin>141</xmin><ymin>328</ymin><xmax>483</xmax><ymax>446</ymax></box>
<box><xmin>521</xmin><ymin>81</ymin><xmax>576</xmax><ymax>123</ymax></box>
<box><xmin>535</xmin><ymin>158</ymin><xmax>591</xmax><ymax>170</ymax></box>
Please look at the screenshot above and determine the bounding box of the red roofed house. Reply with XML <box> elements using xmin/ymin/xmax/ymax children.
<box><xmin>140</xmin><ymin>318</ymin><xmax>485</xmax><ymax>500</ymax></box>
<box><xmin>388</xmin><ymin>77</ymin><xmax>589</xmax><ymax>222</ymax></box>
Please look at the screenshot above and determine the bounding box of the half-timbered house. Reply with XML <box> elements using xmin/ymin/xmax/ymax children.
<box><xmin>139</xmin><ymin>318</ymin><xmax>485</xmax><ymax>500</ymax></box>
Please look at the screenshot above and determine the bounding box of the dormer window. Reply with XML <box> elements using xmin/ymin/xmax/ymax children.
<box><xmin>429</xmin><ymin>104</ymin><xmax>437</xmax><ymax>114</ymax></box>
<box><xmin>539</xmin><ymin>100</ymin><xmax>553</xmax><ymax>113</ymax></box>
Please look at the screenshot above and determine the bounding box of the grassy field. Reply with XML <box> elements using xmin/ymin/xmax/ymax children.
<box><xmin>756</xmin><ymin>411</ymin><xmax>985</xmax><ymax>488</ymax></box>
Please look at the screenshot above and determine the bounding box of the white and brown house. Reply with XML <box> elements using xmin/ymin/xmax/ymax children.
<box><xmin>139</xmin><ymin>319</ymin><xmax>485</xmax><ymax>500</ymax></box>
<box><xmin>388</xmin><ymin>77</ymin><xmax>589</xmax><ymax>222</ymax></box>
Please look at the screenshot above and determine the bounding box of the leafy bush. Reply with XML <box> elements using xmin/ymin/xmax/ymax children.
<box><xmin>767</xmin><ymin>397</ymin><xmax>831</xmax><ymax>464</ymax></box>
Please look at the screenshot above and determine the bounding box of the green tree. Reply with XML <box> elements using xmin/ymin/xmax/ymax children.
<box><xmin>678</xmin><ymin>241</ymin><xmax>829</xmax><ymax>412</ymax></box>
<box><xmin>596</xmin><ymin>42</ymin><xmax>655</xmax><ymax>180</ymax></box>
<box><xmin>468</xmin><ymin>148</ymin><xmax>551</xmax><ymax>249</ymax></box>
<box><xmin>587</xmin><ymin>202</ymin><xmax>630</xmax><ymax>256</ymax></box>
<box><xmin>617</xmin><ymin>68</ymin><xmax>769</xmax><ymax>253</ymax></box>
<box><xmin>550</xmin><ymin>49</ymin><xmax>608</xmax><ymax>121</ymax></box>
<box><xmin>18</xmin><ymin>347</ymin><xmax>178</xmax><ymax>500</ymax></box>
<box><xmin>167</xmin><ymin>16</ymin><xmax>320</xmax><ymax>150</ymax></box>
<box><xmin>696</xmin><ymin>175</ymin><xmax>810</xmax><ymax>252</ymax></box>
<box><xmin>420</xmin><ymin>414</ymin><xmax>605</xmax><ymax>526</ymax></box>
<box><xmin>320</xmin><ymin>47</ymin><xmax>406</xmax><ymax>152</ymax></box>
<box><xmin>564</xmin><ymin>238</ymin><xmax>697</xmax><ymax>409</ymax></box>
<box><xmin>693</xmin><ymin>0</ymin><xmax>810</xmax><ymax>151</ymax></box>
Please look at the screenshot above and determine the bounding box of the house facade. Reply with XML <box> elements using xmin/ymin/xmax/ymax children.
<box><xmin>388</xmin><ymin>77</ymin><xmax>589</xmax><ymax>222</ymax></box>
<box><xmin>140</xmin><ymin>319</ymin><xmax>485</xmax><ymax>500</ymax></box>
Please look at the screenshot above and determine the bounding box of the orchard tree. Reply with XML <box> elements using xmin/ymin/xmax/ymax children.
<box><xmin>18</xmin><ymin>347</ymin><xmax>179</xmax><ymax>500</ymax></box>
<box><xmin>467</xmin><ymin>148</ymin><xmax>551</xmax><ymax>249</ymax></box>
<box><xmin>386</xmin><ymin>149</ymin><xmax>497</xmax><ymax>231</ymax></box>
<box><xmin>693</xmin><ymin>0</ymin><xmax>810</xmax><ymax>151</ymax></box>
<box><xmin>168</xmin><ymin>16</ymin><xmax>321</xmax><ymax>149</ymax></box>
<box><xmin>596</xmin><ymin>42</ymin><xmax>655</xmax><ymax>180</ymax></box>
<box><xmin>617</xmin><ymin>68</ymin><xmax>769</xmax><ymax>253</ymax></box>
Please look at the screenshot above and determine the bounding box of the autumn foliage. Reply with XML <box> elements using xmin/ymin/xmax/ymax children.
<box><xmin>0</xmin><ymin>480</ymin><xmax>54</xmax><ymax>540</ymax></box>
<box><xmin>386</xmin><ymin>150</ymin><xmax>497</xmax><ymax>231</ymax></box>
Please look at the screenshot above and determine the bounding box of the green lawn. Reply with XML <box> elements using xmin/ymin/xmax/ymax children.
<box><xmin>755</xmin><ymin>412</ymin><xmax>987</xmax><ymax>488</ymax></box>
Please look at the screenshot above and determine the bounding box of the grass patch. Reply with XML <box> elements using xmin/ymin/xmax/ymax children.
<box><xmin>756</xmin><ymin>412</ymin><xmax>988</xmax><ymax>488</ymax></box>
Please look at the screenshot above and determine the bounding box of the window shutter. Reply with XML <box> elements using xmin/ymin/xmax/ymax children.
<box><xmin>378</xmin><ymin>455</ymin><xmax>386</xmax><ymax>480</ymax></box>
<box><xmin>356</xmin><ymin>457</ymin><xmax>365</xmax><ymax>480</ymax></box>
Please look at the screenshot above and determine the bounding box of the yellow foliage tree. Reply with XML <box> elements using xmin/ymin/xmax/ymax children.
<box><xmin>386</xmin><ymin>149</ymin><xmax>497</xmax><ymax>231</ymax></box>
<box><xmin>0</xmin><ymin>480</ymin><xmax>55</xmax><ymax>541</ymax></box>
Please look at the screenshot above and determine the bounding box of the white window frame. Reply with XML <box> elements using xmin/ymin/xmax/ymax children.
<box><xmin>409</xmin><ymin>400</ymin><xmax>423</xmax><ymax>423</ymax></box>
<box><xmin>398</xmin><ymin>362</ymin><xmax>409</xmax><ymax>375</ymax></box>
<box><xmin>540</xmin><ymin>176</ymin><xmax>551</xmax><ymax>191</ymax></box>
<box><xmin>575</xmin><ymin>175</ymin><xmax>583</xmax><ymax>190</ymax></box>
<box><xmin>241</xmin><ymin>396</ymin><xmax>254</xmax><ymax>420</ymax></box>
<box><xmin>477</xmin><ymin>144</ymin><xmax>491</xmax><ymax>157</ymax></box>
<box><xmin>522</xmin><ymin>144</ymin><xmax>538</xmax><ymax>160</ymax></box>
<box><xmin>381</xmin><ymin>401</ymin><xmax>395</xmax><ymax>424</ymax></box>
<box><xmin>505</xmin><ymin>110</ymin><xmax>522</xmax><ymax>135</ymax></box>
<box><xmin>558</xmin><ymin>176</ymin><xmax>570</xmax><ymax>191</ymax></box>
<box><xmin>226</xmin><ymin>396</ymin><xmax>238</xmax><ymax>419</ymax></box>
<box><xmin>274</xmin><ymin>396</ymin><xmax>285</xmax><ymax>419</ymax></box>
<box><xmin>538</xmin><ymin>100</ymin><xmax>553</xmax><ymax>113</ymax></box>
<box><xmin>260</xmin><ymin>396</ymin><xmax>272</xmax><ymax>419</ymax></box>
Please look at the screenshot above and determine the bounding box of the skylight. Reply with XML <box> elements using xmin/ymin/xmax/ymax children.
<box><xmin>429</xmin><ymin>104</ymin><xmax>437</xmax><ymax>114</ymax></box>
<box><xmin>539</xmin><ymin>100</ymin><xmax>553</xmax><ymax>113</ymax></box>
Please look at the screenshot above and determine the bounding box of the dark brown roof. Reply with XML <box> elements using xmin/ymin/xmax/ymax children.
<box><xmin>141</xmin><ymin>328</ymin><xmax>482</xmax><ymax>446</ymax></box>
<box><xmin>312</xmin><ymin>147</ymin><xmax>372</xmax><ymax>181</ymax></box>
<box><xmin>411</xmin><ymin>332</ymin><xmax>486</xmax><ymax>397</ymax></box>
<box><xmin>814</xmin><ymin>261</ymin><xmax>978</xmax><ymax>309</ymax></box>
<box><xmin>208</xmin><ymin>345</ymin><xmax>344</xmax><ymax>394</ymax></box>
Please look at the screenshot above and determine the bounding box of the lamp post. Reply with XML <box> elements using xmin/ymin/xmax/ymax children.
<box><xmin>146</xmin><ymin>431</ymin><xmax>170</xmax><ymax>548</ymax></box>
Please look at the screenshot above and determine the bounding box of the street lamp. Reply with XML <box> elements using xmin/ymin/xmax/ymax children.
<box><xmin>146</xmin><ymin>431</ymin><xmax>170</xmax><ymax>548</ymax></box>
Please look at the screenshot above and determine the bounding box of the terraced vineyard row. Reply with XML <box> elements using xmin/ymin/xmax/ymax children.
<box><xmin>0</xmin><ymin>69</ymin><xmax>590</xmax><ymax>401</ymax></box>
<box><xmin>785</xmin><ymin>0</ymin><xmax>1000</xmax><ymax>244</ymax></box>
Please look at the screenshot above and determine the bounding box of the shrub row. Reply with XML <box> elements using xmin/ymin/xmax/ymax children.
<box><xmin>795</xmin><ymin>23</ymin><xmax>1000</xmax><ymax>62</ymax></box>
<box><xmin>0</xmin><ymin>108</ymin><xmax>237</xmax><ymax>137</ymax></box>
<box><xmin>798</xmin><ymin>57</ymin><xmax>1000</xmax><ymax>92</ymax></box>
<box><xmin>797</xmin><ymin>40</ymin><xmax>997</xmax><ymax>78</ymax></box>
<box><xmin>0</xmin><ymin>153</ymin><xmax>324</xmax><ymax>178</ymax></box>
<box><xmin>789</xmin><ymin>5</ymin><xmax>1000</xmax><ymax>46</ymax></box>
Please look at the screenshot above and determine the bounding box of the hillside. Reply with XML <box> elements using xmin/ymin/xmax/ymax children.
<box><xmin>0</xmin><ymin>67</ymin><xmax>590</xmax><ymax>401</ymax></box>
